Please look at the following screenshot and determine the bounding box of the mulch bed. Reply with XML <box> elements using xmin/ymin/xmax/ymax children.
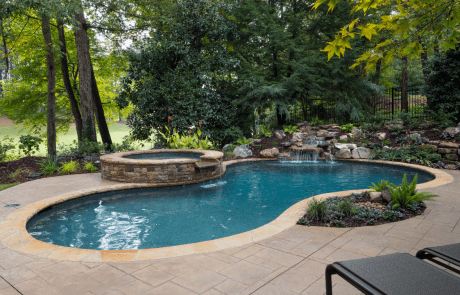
<box><xmin>297</xmin><ymin>192</ymin><xmax>426</xmax><ymax>228</ymax></box>
<box><xmin>0</xmin><ymin>156</ymin><xmax>101</xmax><ymax>185</ymax></box>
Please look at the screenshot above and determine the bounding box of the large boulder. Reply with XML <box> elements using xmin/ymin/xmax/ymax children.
<box><xmin>335</xmin><ymin>148</ymin><xmax>352</xmax><ymax>159</ymax></box>
<box><xmin>381</xmin><ymin>186</ymin><xmax>392</xmax><ymax>203</ymax></box>
<box><xmin>260</xmin><ymin>148</ymin><xmax>279</xmax><ymax>158</ymax></box>
<box><xmin>339</xmin><ymin>135</ymin><xmax>348</xmax><ymax>141</ymax></box>
<box><xmin>352</xmin><ymin>147</ymin><xmax>371</xmax><ymax>159</ymax></box>
<box><xmin>233</xmin><ymin>144</ymin><xmax>252</xmax><ymax>158</ymax></box>
<box><xmin>335</xmin><ymin>143</ymin><xmax>357</xmax><ymax>150</ymax></box>
<box><xmin>370</xmin><ymin>192</ymin><xmax>383</xmax><ymax>202</ymax></box>
<box><xmin>222</xmin><ymin>144</ymin><xmax>231</xmax><ymax>152</ymax></box>
<box><xmin>443</xmin><ymin>126</ymin><xmax>460</xmax><ymax>137</ymax></box>
<box><xmin>352</xmin><ymin>128</ymin><xmax>363</xmax><ymax>137</ymax></box>
<box><xmin>377</xmin><ymin>133</ymin><xmax>386</xmax><ymax>141</ymax></box>
<box><xmin>290</xmin><ymin>132</ymin><xmax>304</xmax><ymax>143</ymax></box>
<box><xmin>273</xmin><ymin>130</ymin><xmax>286</xmax><ymax>139</ymax></box>
<box><xmin>440</xmin><ymin>141</ymin><xmax>460</xmax><ymax>149</ymax></box>
<box><xmin>280</xmin><ymin>141</ymin><xmax>292</xmax><ymax>147</ymax></box>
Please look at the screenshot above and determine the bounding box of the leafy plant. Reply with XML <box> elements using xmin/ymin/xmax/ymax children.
<box><xmin>256</xmin><ymin>144</ymin><xmax>264</xmax><ymax>149</ymax></box>
<box><xmin>338</xmin><ymin>139</ymin><xmax>347</xmax><ymax>143</ymax></box>
<box><xmin>223</xmin><ymin>151</ymin><xmax>234</xmax><ymax>156</ymax></box>
<box><xmin>159</xmin><ymin>126</ymin><xmax>215</xmax><ymax>150</ymax></box>
<box><xmin>330</xmin><ymin>220</ymin><xmax>347</xmax><ymax>228</ymax></box>
<box><xmin>396</xmin><ymin>112</ymin><xmax>412</xmax><ymax>126</ymax></box>
<box><xmin>283</xmin><ymin>125</ymin><xmax>298</xmax><ymax>134</ymax></box>
<box><xmin>0</xmin><ymin>137</ymin><xmax>16</xmax><ymax>162</ymax></box>
<box><xmin>227</xmin><ymin>144</ymin><xmax>236</xmax><ymax>152</ymax></box>
<box><xmin>236</xmin><ymin>137</ymin><xmax>252</xmax><ymax>146</ymax></box>
<box><xmin>260</xmin><ymin>125</ymin><xmax>272</xmax><ymax>138</ymax></box>
<box><xmin>382</xmin><ymin>140</ymin><xmax>391</xmax><ymax>145</ymax></box>
<box><xmin>83</xmin><ymin>161</ymin><xmax>98</xmax><ymax>172</ymax></box>
<box><xmin>337</xmin><ymin>199</ymin><xmax>354</xmax><ymax>216</ymax></box>
<box><xmin>368</xmin><ymin>180</ymin><xmax>396</xmax><ymax>192</ymax></box>
<box><xmin>340</xmin><ymin>123</ymin><xmax>354</xmax><ymax>132</ymax></box>
<box><xmin>59</xmin><ymin>160</ymin><xmax>80</xmax><ymax>174</ymax></box>
<box><xmin>390</xmin><ymin>126</ymin><xmax>404</xmax><ymax>136</ymax></box>
<box><xmin>18</xmin><ymin>135</ymin><xmax>42</xmax><ymax>157</ymax></box>
<box><xmin>382</xmin><ymin>210</ymin><xmax>404</xmax><ymax>221</ymax></box>
<box><xmin>456</xmin><ymin>136</ymin><xmax>460</xmax><ymax>142</ymax></box>
<box><xmin>360</xmin><ymin>139</ymin><xmax>370</xmax><ymax>144</ymax></box>
<box><xmin>348</xmin><ymin>137</ymin><xmax>358</xmax><ymax>142</ymax></box>
<box><xmin>8</xmin><ymin>168</ymin><xmax>24</xmax><ymax>179</ymax></box>
<box><xmin>361</xmin><ymin>122</ymin><xmax>381</xmax><ymax>131</ymax></box>
<box><xmin>270</xmin><ymin>142</ymin><xmax>279</xmax><ymax>146</ymax></box>
<box><xmin>40</xmin><ymin>156</ymin><xmax>59</xmax><ymax>175</ymax></box>
<box><xmin>307</xmin><ymin>198</ymin><xmax>328</xmax><ymax>221</ymax></box>
<box><xmin>388</xmin><ymin>173</ymin><xmax>438</xmax><ymax>209</ymax></box>
<box><xmin>77</xmin><ymin>139</ymin><xmax>107</xmax><ymax>155</ymax></box>
<box><xmin>310</xmin><ymin>116</ymin><xmax>324</xmax><ymax>126</ymax></box>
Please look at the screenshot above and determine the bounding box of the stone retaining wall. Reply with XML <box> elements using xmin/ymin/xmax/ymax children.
<box><xmin>101</xmin><ymin>149</ymin><xmax>224</xmax><ymax>184</ymax></box>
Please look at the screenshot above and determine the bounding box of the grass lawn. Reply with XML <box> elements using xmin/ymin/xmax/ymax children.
<box><xmin>0</xmin><ymin>182</ymin><xmax>19</xmax><ymax>191</ymax></box>
<box><xmin>0</xmin><ymin>122</ymin><xmax>153</xmax><ymax>156</ymax></box>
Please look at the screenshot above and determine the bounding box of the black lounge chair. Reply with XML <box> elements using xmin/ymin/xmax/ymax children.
<box><xmin>325</xmin><ymin>253</ymin><xmax>460</xmax><ymax>295</ymax></box>
<box><xmin>416</xmin><ymin>243</ymin><xmax>460</xmax><ymax>274</ymax></box>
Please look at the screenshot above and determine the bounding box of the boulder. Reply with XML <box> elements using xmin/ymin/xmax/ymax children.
<box><xmin>222</xmin><ymin>144</ymin><xmax>231</xmax><ymax>152</ymax></box>
<box><xmin>253</xmin><ymin>138</ymin><xmax>262</xmax><ymax>143</ymax></box>
<box><xmin>291</xmin><ymin>132</ymin><xmax>304</xmax><ymax>142</ymax></box>
<box><xmin>352</xmin><ymin>147</ymin><xmax>371</xmax><ymax>159</ymax></box>
<box><xmin>443</xmin><ymin>126</ymin><xmax>460</xmax><ymax>136</ymax></box>
<box><xmin>383</xmin><ymin>146</ymin><xmax>391</xmax><ymax>152</ymax></box>
<box><xmin>335</xmin><ymin>143</ymin><xmax>357</xmax><ymax>150</ymax></box>
<box><xmin>440</xmin><ymin>141</ymin><xmax>460</xmax><ymax>149</ymax></box>
<box><xmin>339</xmin><ymin>135</ymin><xmax>348</xmax><ymax>141</ymax></box>
<box><xmin>260</xmin><ymin>148</ymin><xmax>279</xmax><ymax>158</ymax></box>
<box><xmin>324</xmin><ymin>152</ymin><xmax>332</xmax><ymax>160</ymax></box>
<box><xmin>316</xmin><ymin>130</ymin><xmax>328</xmax><ymax>137</ymax></box>
<box><xmin>233</xmin><ymin>144</ymin><xmax>252</xmax><ymax>158</ymax></box>
<box><xmin>370</xmin><ymin>192</ymin><xmax>383</xmax><ymax>202</ymax></box>
<box><xmin>381</xmin><ymin>186</ymin><xmax>392</xmax><ymax>203</ymax></box>
<box><xmin>274</xmin><ymin>130</ymin><xmax>286</xmax><ymax>139</ymax></box>
<box><xmin>438</xmin><ymin>148</ymin><xmax>457</xmax><ymax>154</ymax></box>
<box><xmin>335</xmin><ymin>148</ymin><xmax>352</xmax><ymax>159</ymax></box>
<box><xmin>325</xmin><ymin>132</ymin><xmax>339</xmax><ymax>138</ymax></box>
<box><xmin>447</xmin><ymin>154</ymin><xmax>459</xmax><ymax>161</ymax></box>
<box><xmin>377</xmin><ymin>133</ymin><xmax>386</xmax><ymax>141</ymax></box>
<box><xmin>280</xmin><ymin>141</ymin><xmax>292</xmax><ymax>147</ymax></box>
<box><xmin>352</xmin><ymin>128</ymin><xmax>363</xmax><ymax>137</ymax></box>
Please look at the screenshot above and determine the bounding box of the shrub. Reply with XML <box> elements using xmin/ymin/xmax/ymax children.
<box><xmin>236</xmin><ymin>137</ymin><xmax>252</xmax><ymax>146</ymax></box>
<box><xmin>40</xmin><ymin>156</ymin><xmax>59</xmax><ymax>175</ymax></box>
<box><xmin>283</xmin><ymin>125</ymin><xmax>298</xmax><ymax>134</ymax></box>
<box><xmin>348</xmin><ymin>137</ymin><xmax>358</xmax><ymax>142</ymax></box>
<box><xmin>0</xmin><ymin>137</ymin><xmax>16</xmax><ymax>162</ymax></box>
<box><xmin>340</xmin><ymin>123</ymin><xmax>354</xmax><ymax>132</ymax></box>
<box><xmin>83</xmin><ymin>161</ymin><xmax>98</xmax><ymax>172</ymax></box>
<box><xmin>223</xmin><ymin>151</ymin><xmax>234</xmax><ymax>156</ymax></box>
<box><xmin>337</xmin><ymin>199</ymin><xmax>354</xmax><ymax>216</ymax></box>
<box><xmin>59</xmin><ymin>160</ymin><xmax>79</xmax><ymax>174</ymax></box>
<box><xmin>330</xmin><ymin>220</ymin><xmax>347</xmax><ymax>228</ymax></box>
<box><xmin>338</xmin><ymin>139</ymin><xmax>347</xmax><ymax>143</ymax></box>
<box><xmin>270</xmin><ymin>142</ymin><xmax>279</xmax><ymax>146</ymax></box>
<box><xmin>310</xmin><ymin>116</ymin><xmax>324</xmax><ymax>126</ymax></box>
<box><xmin>307</xmin><ymin>198</ymin><xmax>328</xmax><ymax>221</ymax></box>
<box><xmin>368</xmin><ymin>180</ymin><xmax>396</xmax><ymax>192</ymax></box>
<box><xmin>159</xmin><ymin>127</ymin><xmax>215</xmax><ymax>150</ymax></box>
<box><xmin>256</xmin><ymin>145</ymin><xmax>264</xmax><ymax>149</ymax></box>
<box><xmin>382</xmin><ymin>140</ymin><xmax>391</xmax><ymax>145</ymax></box>
<box><xmin>390</xmin><ymin>125</ymin><xmax>404</xmax><ymax>136</ymax></box>
<box><xmin>396</xmin><ymin>112</ymin><xmax>411</xmax><ymax>126</ymax></box>
<box><xmin>360</xmin><ymin>139</ymin><xmax>370</xmax><ymax>144</ymax></box>
<box><xmin>388</xmin><ymin>173</ymin><xmax>438</xmax><ymax>209</ymax></box>
<box><xmin>260</xmin><ymin>125</ymin><xmax>272</xmax><ymax>138</ymax></box>
<box><xmin>18</xmin><ymin>135</ymin><xmax>42</xmax><ymax>157</ymax></box>
<box><xmin>361</xmin><ymin>122</ymin><xmax>381</xmax><ymax>131</ymax></box>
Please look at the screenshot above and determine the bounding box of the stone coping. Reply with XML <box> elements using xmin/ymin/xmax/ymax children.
<box><xmin>0</xmin><ymin>159</ymin><xmax>452</xmax><ymax>263</ymax></box>
<box><xmin>100</xmin><ymin>149</ymin><xmax>224</xmax><ymax>165</ymax></box>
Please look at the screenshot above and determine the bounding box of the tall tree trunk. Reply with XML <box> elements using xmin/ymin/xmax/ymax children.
<box><xmin>74</xmin><ymin>9</ymin><xmax>97</xmax><ymax>142</ymax></box>
<box><xmin>401</xmin><ymin>56</ymin><xmax>409</xmax><ymax>112</ymax></box>
<box><xmin>0</xmin><ymin>18</ymin><xmax>9</xmax><ymax>77</ymax></box>
<box><xmin>41</xmin><ymin>18</ymin><xmax>56</xmax><ymax>157</ymax></box>
<box><xmin>420</xmin><ymin>44</ymin><xmax>431</xmax><ymax>110</ymax></box>
<box><xmin>58</xmin><ymin>21</ymin><xmax>83</xmax><ymax>143</ymax></box>
<box><xmin>90</xmin><ymin>65</ymin><xmax>113</xmax><ymax>151</ymax></box>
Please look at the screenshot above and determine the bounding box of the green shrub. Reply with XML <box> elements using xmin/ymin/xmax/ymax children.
<box><xmin>337</xmin><ymin>199</ymin><xmax>354</xmax><ymax>216</ymax></box>
<box><xmin>360</xmin><ymin>139</ymin><xmax>370</xmax><ymax>143</ymax></box>
<box><xmin>0</xmin><ymin>137</ymin><xmax>16</xmax><ymax>162</ymax></box>
<box><xmin>77</xmin><ymin>139</ymin><xmax>107</xmax><ymax>155</ymax></box>
<box><xmin>338</xmin><ymin>139</ymin><xmax>347</xmax><ymax>143</ymax></box>
<box><xmin>348</xmin><ymin>137</ymin><xmax>358</xmax><ymax>142</ymax></box>
<box><xmin>159</xmin><ymin>127</ymin><xmax>215</xmax><ymax>150</ymax></box>
<box><xmin>388</xmin><ymin>173</ymin><xmax>438</xmax><ymax>209</ymax></box>
<box><xmin>370</xmin><ymin>145</ymin><xmax>439</xmax><ymax>165</ymax></box>
<box><xmin>310</xmin><ymin>117</ymin><xmax>324</xmax><ymax>126</ymax></box>
<box><xmin>390</xmin><ymin>125</ymin><xmax>404</xmax><ymax>136</ymax></box>
<box><xmin>382</xmin><ymin>140</ymin><xmax>391</xmax><ymax>145</ymax></box>
<box><xmin>40</xmin><ymin>156</ymin><xmax>59</xmax><ymax>175</ymax></box>
<box><xmin>236</xmin><ymin>137</ymin><xmax>252</xmax><ymax>146</ymax></box>
<box><xmin>227</xmin><ymin>144</ymin><xmax>236</xmax><ymax>152</ymax></box>
<box><xmin>307</xmin><ymin>198</ymin><xmax>328</xmax><ymax>221</ymax></box>
<box><xmin>396</xmin><ymin>112</ymin><xmax>412</xmax><ymax>126</ymax></box>
<box><xmin>256</xmin><ymin>145</ymin><xmax>264</xmax><ymax>149</ymax></box>
<box><xmin>368</xmin><ymin>180</ymin><xmax>396</xmax><ymax>192</ymax></box>
<box><xmin>260</xmin><ymin>125</ymin><xmax>272</xmax><ymax>138</ymax></box>
<box><xmin>83</xmin><ymin>162</ymin><xmax>98</xmax><ymax>172</ymax></box>
<box><xmin>340</xmin><ymin>123</ymin><xmax>354</xmax><ymax>132</ymax></box>
<box><xmin>59</xmin><ymin>160</ymin><xmax>79</xmax><ymax>174</ymax></box>
<box><xmin>18</xmin><ymin>135</ymin><xmax>42</xmax><ymax>157</ymax></box>
<box><xmin>270</xmin><ymin>142</ymin><xmax>279</xmax><ymax>146</ymax></box>
<box><xmin>361</xmin><ymin>122</ymin><xmax>381</xmax><ymax>131</ymax></box>
<box><xmin>456</xmin><ymin>135</ymin><xmax>460</xmax><ymax>141</ymax></box>
<box><xmin>223</xmin><ymin>151</ymin><xmax>234</xmax><ymax>156</ymax></box>
<box><xmin>283</xmin><ymin>125</ymin><xmax>298</xmax><ymax>134</ymax></box>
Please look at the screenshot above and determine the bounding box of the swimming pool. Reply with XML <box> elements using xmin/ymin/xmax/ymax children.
<box><xmin>27</xmin><ymin>161</ymin><xmax>434</xmax><ymax>250</ymax></box>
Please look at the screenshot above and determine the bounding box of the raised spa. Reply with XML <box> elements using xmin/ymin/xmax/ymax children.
<box><xmin>100</xmin><ymin>149</ymin><xmax>224</xmax><ymax>184</ymax></box>
<box><xmin>27</xmin><ymin>161</ymin><xmax>434</xmax><ymax>250</ymax></box>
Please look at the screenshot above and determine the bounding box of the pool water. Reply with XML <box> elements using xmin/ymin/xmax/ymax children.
<box><xmin>124</xmin><ymin>152</ymin><xmax>202</xmax><ymax>160</ymax></box>
<box><xmin>27</xmin><ymin>161</ymin><xmax>434</xmax><ymax>250</ymax></box>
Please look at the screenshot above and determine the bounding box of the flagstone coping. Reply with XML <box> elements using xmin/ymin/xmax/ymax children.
<box><xmin>0</xmin><ymin>159</ymin><xmax>452</xmax><ymax>262</ymax></box>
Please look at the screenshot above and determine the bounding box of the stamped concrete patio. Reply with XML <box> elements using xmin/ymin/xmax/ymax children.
<box><xmin>0</xmin><ymin>169</ymin><xmax>459</xmax><ymax>295</ymax></box>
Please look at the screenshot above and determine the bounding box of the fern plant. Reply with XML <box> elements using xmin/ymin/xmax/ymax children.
<box><xmin>368</xmin><ymin>180</ymin><xmax>396</xmax><ymax>192</ymax></box>
<box><xmin>283</xmin><ymin>125</ymin><xmax>298</xmax><ymax>134</ymax></box>
<box><xmin>83</xmin><ymin>161</ymin><xmax>98</xmax><ymax>172</ymax></box>
<box><xmin>388</xmin><ymin>173</ymin><xmax>438</xmax><ymax>209</ymax></box>
<box><xmin>340</xmin><ymin>123</ymin><xmax>354</xmax><ymax>132</ymax></box>
<box><xmin>59</xmin><ymin>160</ymin><xmax>79</xmax><ymax>174</ymax></box>
<box><xmin>40</xmin><ymin>156</ymin><xmax>59</xmax><ymax>175</ymax></box>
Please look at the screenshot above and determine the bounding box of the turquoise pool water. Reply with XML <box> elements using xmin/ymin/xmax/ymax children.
<box><xmin>27</xmin><ymin>161</ymin><xmax>434</xmax><ymax>250</ymax></box>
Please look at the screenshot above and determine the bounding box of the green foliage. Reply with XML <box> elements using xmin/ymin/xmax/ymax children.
<box><xmin>310</xmin><ymin>117</ymin><xmax>324</xmax><ymax>127</ymax></box>
<box><xmin>227</xmin><ymin>144</ymin><xmax>236</xmax><ymax>152</ymax></box>
<box><xmin>338</xmin><ymin>139</ymin><xmax>347</xmax><ymax>143</ymax></box>
<box><xmin>18</xmin><ymin>135</ymin><xmax>42</xmax><ymax>157</ymax></box>
<box><xmin>59</xmin><ymin>160</ymin><xmax>79</xmax><ymax>174</ymax></box>
<box><xmin>0</xmin><ymin>182</ymin><xmax>19</xmax><ymax>191</ymax></box>
<box><xmin>0</xmin><ymin>137</ymin><xmax>16</xmax><ymax>162</ymax></box>
<box><xmin>348</xmin><ymin>138</ymin><xmax>358</xmax><ymax>142</ymax></box>
<box><xmin>390</xmin><ymin>126</ymin><xmax>404</xmax><ymax>136</ymax></box>
<box><xmin>8</xmin><ymin>168</ymin><xmax>24</xmax><ymax>179</ymax></box>
<box><xmin>236</xmin><ymin>137</ymin><xmax>252</xmax><ymax>146</ymax></box>
<box><xmin>77</xmin><ymin>140</ymin><xmax>107</xmax><ymax>156</ymax></box>
<box><xmin>307</xmin><ymin>198</ymin><xmax>328</xmax><ymax>221</ymax></box>
<box><xmin>337</xmin><ymin>199</ymin><xmax>354</xmax><ymax>216</ymax></box>
<box><xmin>360</xmin><ymin>139</ymin><xmax>370</xmax><ymax>144</ymax></box>
<box><xmin>368</xmin><ymin>180</ymin><xmax>396</xmax><ymax>192</ymax></box>
<box><xmin>382</xmin><ymin>140</ymin><xmax>391</xmax><ymax>145</ymax></box>
<box><xmin>340</xmin><ymin>123</ymin><xmax>354</xmax><ymax>132</ymax></box>
<box><xmin>456</xmin><ymin>136</ymin><xmax>460</xmax><ymax>141</ymax></box>
<box><xmin>116</xmin><ymin>0</ymin><xmax>249</xmax><ymax>145</ymax></box>
<box><xmin>270</xmin><ymin>142</ymin><xmax>279</xmax><ymax>146</ymax></box>
<box><xmin>224</xmin><ymin>127</ymin><xmax>244</xmax><ymax>145</ymax></box>
<box><xmin>256</xmin><ymin>144</ymin><xmax>264</xmax><ymax>149</ymax></box>
<box><xmin>159</xmin><ymin>127</ymin><xmax>215</xmax><ymax>150</ymax></box>
<box><xmin>361</xmin><ymin>122</ymin><xmax>381</xmax><ymax>131</ymax></box>
<box><xmin>40</xmin><ymin>156</ymin><xmax>59</xmax><ymax>175</ymax></box>
<box><xmin>260</xmin><ymin>126</ymin><xmax>272</xmax><ymax>138</ymax></box>
<box><xmin>83</xmin><ymin>162</ymin><xmax>99</xmax><ymax>172</ymax></box>
<box><xmin>424</xmin><ymin>44</ymin><xmax>460</xmax><ymax>123</ymax></box>
<box><xmin>388</xmin><ymin>174</ymin><xmax>438</xmax><ymax>209</ymax></box>
<box><xmin>396</xmin><ymin>112</ymin><xmax>412</xmax><ymax>126</ymax></box>
<box><xmin>283</xmin><ymin>125</ymin><xmax>298</xmax><ymax>134</ymax></box>
<box><xmin>371</xmin><ymin>145</ymin><xmax>441</xmax><ymax>165</ymax></box>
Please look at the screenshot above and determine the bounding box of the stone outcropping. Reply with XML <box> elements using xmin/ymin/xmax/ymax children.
<box><xmin>352</xmin><ymin>147</ymin><xmax>371</xmax><ymax>159</ymax></box>
<box><xmin>273</xmin><ymin>130</ymin><xmax>286</xmax><ymax>139</ymax></box>
<box><xmin>381</xmin><ymin>186</ymin><xmax>392</xmax><ymax>203</ymax></box>
<box><xmin>233</xmin><ymin>144</ymin><xmax>253</xmax><ymax>158</ymax></box>
<box><xmin>260</xmin><ymin>148</ymin><xmax>280</xmax><ymax>158</ymax></box>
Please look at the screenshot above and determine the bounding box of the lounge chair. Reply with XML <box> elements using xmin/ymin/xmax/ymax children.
<box><xmin>325</xmin><ymin>253</ymin><xmax>460</xmax><ymax>295</ymax></box>
<box><xmin>416</xmin><ymin>243</ymin><xmax>460</xmax><ymax>274</ymax></box>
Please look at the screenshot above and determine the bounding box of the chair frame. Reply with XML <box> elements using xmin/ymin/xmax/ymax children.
<box><xmin>416</xmin><ymin>247</ymin><xmax>460</xmax><ymax>275</ymax></box>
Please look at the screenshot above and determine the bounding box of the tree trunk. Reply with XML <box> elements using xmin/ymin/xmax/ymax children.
<box><xmin>401</xmin><ymin>56</ymin><xmax>409</xmax><ymax>112</ymax></box>
<box><xmin>58</xmin><ymin>21</ymin><xmax>83</xmax><ymax>143</ymax></box>
<box><xmin>41</xmin><ymin>18</ymin><xmax>56</xmax><ymax>157</ymax></box>
<box><xmin>420</xmin><ymin>46</ymin><xmax>431</xmax><ymax>109</ymax></box>
<box><xmin>0</xmin><ymin>18</ymin><xmax>9</xmax><ymax>78</ymax></box>
<box><xmin>91</xmin><ymin>65</ymin><xmax>113</xmax><ymax>151</ymax></box>
<box><xmin>74</xmin><ymin>9</ymin><xmax>97</xmax><ymax>142</ymax></box>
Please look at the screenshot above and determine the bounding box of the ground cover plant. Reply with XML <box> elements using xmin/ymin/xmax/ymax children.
<box><xmin>297</xmin><ymin>174</ymin><xmax>437</xmax><ymax>228</ymax></box>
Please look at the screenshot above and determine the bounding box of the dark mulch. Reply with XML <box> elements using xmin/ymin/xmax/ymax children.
<box><xmin>298</xmin><ymin>192</ymin><xmax>426</xmax><ymax>228</ymax></box>
<box><xmin>0</xmin><ymin>156</ymin><xmax>101</xmax><ymax>185</ymax></box>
